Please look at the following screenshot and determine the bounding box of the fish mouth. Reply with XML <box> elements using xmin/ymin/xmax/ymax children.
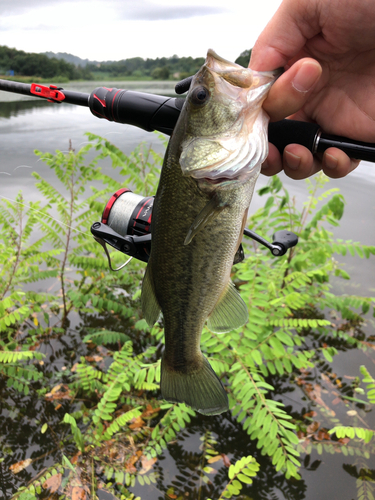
<box><xmin>204</xmin><ymin>49</ymin><xmax>281</xmax><ymax>90</ymax></box>
<box><xmin>205</xmin><ymin>49</ymin><xmax>254</xmax><ymax>89</ymax></box>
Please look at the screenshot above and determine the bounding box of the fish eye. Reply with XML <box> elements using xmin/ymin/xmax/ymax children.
<box><xmin>191</xmin><ymin>86</ymin><xmax>210</xmax><ymax>105</ymax></box>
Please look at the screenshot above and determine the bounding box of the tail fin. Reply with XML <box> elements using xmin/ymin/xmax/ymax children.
<box><xmin>161</xmin><ymin>354</ymin><xmax>229</xmax><ymax>416</ymax></box>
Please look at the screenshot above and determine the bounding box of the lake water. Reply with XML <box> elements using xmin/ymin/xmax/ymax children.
<box><xmin>1</xmin><ymin>84</ymin><xmax>374</xmax><ymax>293</ymax></box>
<box><xmin>1</xmin><ymin>83</ymin><xmax>374</xmax><ymax>499</ymax></box>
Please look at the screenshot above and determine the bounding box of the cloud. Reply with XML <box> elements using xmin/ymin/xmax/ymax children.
<box><xmin>0</xmin><ymin>0</ymin><xmax>228</xmax><ymax>19</ymax></box>
<box><xmin>115</xmin><ymin>1</ymin><xmax>229</xmax><ymax>20</ymax></box>
<box><xmin>0</xmin><ymin>0</ymin><xmax>39</xmax><ymax>15</ymax></box>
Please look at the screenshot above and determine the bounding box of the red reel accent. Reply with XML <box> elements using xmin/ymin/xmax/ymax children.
<box><xmin>101</xmin><ymin>188</ymin><xmax>131</xmax><ymax>224</ymax></box>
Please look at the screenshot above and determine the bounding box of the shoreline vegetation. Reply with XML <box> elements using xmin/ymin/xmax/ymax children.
<box><xmin>0</xmin><ymin>137</ymin><xmax>374</xmax><ymax>498</ymax></box>
<box><xmin>0</xmin><ymin>45</ymin><xmax>251</xmax><ymax>83</ymax></box>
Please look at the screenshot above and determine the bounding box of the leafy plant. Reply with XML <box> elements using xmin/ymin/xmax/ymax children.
<box><xmin>0</xmin><ymin>135</ymin><xmax>374</xmax><ymax>499</ymax></box>
<box><xmin>328</xmin><ymin>365</ymin><xmax>375</xmax><ymax>444</ymax></box>
<box><xmin>213</xmin><ymin>455</ymin><xmax>260</xmax><ymax>499</ymax></box>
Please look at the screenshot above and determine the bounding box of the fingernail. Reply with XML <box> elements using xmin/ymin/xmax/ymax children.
<box><xmin>324</xmin><ymin>153</ymin><xmax>338</xmax><ymax>170</ymax></box>
<box><xmin>292</xmin><ymin>62</ymin><xmax>321</xmax><ymax>93</ymax></box>
<box><xmin>285</xmin><ymin>150</ymin><xmax>301</xmax><ymax>170</ymax></box>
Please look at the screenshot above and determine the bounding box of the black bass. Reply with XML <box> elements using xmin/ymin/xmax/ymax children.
<box><xmin>142</xmin><ymin>49</ymin><xmax>278</xmax><ymax>415</ymax></box>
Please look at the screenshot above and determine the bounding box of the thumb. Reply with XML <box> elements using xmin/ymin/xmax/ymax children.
<box><xmin>261</xmin><ymin>58</ymin><xmax>322</xmax><ymax>122</ymax></box>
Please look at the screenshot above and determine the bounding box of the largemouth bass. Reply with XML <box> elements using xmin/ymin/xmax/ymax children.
<box><xmin>142</xmin><ymin>49</ymin><xmax>278</xmax><ymax>415</ymax></box>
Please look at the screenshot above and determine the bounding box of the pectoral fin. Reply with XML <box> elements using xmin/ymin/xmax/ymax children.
<box><xmin>141</xmin><ymin>261</ymin><xmax>161</xmax><ymax>326</ymax></box>
<box><xmin>184</xmin><ymin>194</ymin><xmax>226</xmax><ymax>245</ymax></box>
<box><xmin>207</xmin><ymin>281</ymin><xmax>248</xmax><ymax>333</ymax></box>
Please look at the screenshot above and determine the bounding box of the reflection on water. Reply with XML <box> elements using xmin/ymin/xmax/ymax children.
<box><xmin>0</xmin><ymin>99</ymin><xmax>52</xmax><ymax>118</ymax></box>
<box><xmin>0</xmin><ymin>96</ymin><xmax>374</xmax><ymax>500</ymax></box>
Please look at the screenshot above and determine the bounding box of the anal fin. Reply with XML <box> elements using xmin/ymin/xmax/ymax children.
<box><xmin>141</xmin><ymin>261</ymin><xmax>161</xmax><ymax>326</ymax></box>
<box><xmin>207</xmin><ymin>281</ymin><xmax>248</xmax><ymax>333</ymax></box>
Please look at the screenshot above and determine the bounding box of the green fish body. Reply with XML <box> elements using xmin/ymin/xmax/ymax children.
<box><xmin>142</xmin><ymin>50</ymin><xmax>278</xmax><ymax>415</ymax></box>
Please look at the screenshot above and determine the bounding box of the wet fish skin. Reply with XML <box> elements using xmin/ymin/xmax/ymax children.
<box><xmin>141</xmin><ymin>50</ymin><xmax>278</xmax><ymax>415</ymax></box>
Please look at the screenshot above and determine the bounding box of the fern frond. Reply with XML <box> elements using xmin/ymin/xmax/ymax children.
<box><xmin>63</xmin><ymin>413</ymin><xmax>85</xmax><ymax>452</ymax></box>
<box><xmin>360</xmin><ymin>366</ymin><xmax>375</xmax><ymax>405</ymax></box>
<box><xmin>216</xmin><ymin>455</ymin><xmax>260</xmax><ymax>499</ymax></box>
<box><xmin>0</xmin><ymin>351</ymin><xmax>44</xmax><ymax>363</ymax></box>
<box><xmin>102</xmin><ymin>407</ymin><xmax>142</xmax><ymax>440</ymax></box>
<box><xmin>92</xmin><ymin>375</ymin><xmax>127</xmax><ymax>425</ymax></box>
<box><xmin>83</xmin><ymin>330</ymin><xmax>130</xmax><ymax>346</ymax></box>
<box><xmin>74</xmin><ymin>360</ymin><xmax>106</xmax><ymax>393</ymax></box>
<box><xmin>230</xmin><ymin>365</ymin><xmax>301</xmax><ymax>478</ymax></box>
<box><xmin>328</xmin><ymin>426</ymin><xmax>374</xmax><ymax>444</ymax></box>
<box><xmin>145</xmin><ymin>403</ymin><xmax>195</xmax><ymax>458</ymax></box>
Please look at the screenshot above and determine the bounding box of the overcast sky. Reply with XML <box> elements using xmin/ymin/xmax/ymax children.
<box><xmin>0</xmin><ymin>0</ymin><xmax>282</xmax><ymax>62</ymax></box>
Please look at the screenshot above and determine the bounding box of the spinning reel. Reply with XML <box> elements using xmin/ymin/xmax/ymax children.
<box><xmin>90</xmin><ymin>189</ymin><xmax>298</xmax><ymax>270</ymax></box>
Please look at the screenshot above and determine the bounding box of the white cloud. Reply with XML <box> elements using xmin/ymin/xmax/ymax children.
<box><xmin>0</xmin><ymin>0</ymin><xmax>282</xmax><ymax>61</ymax></box>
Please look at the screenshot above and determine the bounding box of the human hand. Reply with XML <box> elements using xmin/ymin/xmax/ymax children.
<box><xmin>250</xmin><ymin>0</ymin><xmax>375</xmax><ymax>179</ymax></box>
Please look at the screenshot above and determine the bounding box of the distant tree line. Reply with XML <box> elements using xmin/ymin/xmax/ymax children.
<box><xmin>86</xmin><ymin>54</ymin><xmax>206</xmax><ymax>80</ymax></box>
<box><xmin>235</xmin><ymin>49</ymin><xmax>251</xmax><ymax>68</ymax></box>
<box><xmin>86</xmin><ymin>50</ymin><xmax>251</xmax><ymax>80</ymax></box>
<box><xmin>0</xmin><ymin>45</ymin><xmax>92</xmax><ymax>80</ymax></box>
<box><xmin>0</xmin><ymin>45</ymin><xmax>251</xmax><ymax>81</ymax></box>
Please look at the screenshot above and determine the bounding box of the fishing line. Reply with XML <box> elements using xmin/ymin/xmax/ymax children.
<box><xmin>13</xmin><ymin>165</ymin><xmax>33</xmax><ymax>171</ymax></box>
<box><xmin>0</xmin><ymin>164</ymin><xmax>35</xmax><ymax>174</ymax></box>
<box><xmin>0</xmin><ymin>195</ymin><xmax>90</xmax><ymax>237</ymax></box>
<box><xmin>0</xmin><ymin>164</ymin><xmax>34</xmax><ymax>175</ymax></box>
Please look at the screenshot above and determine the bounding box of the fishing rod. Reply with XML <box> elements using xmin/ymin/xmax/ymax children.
<box><xmin>2</xmin><ymin>78</ymin><xmax>375</xmax><ymax>161</ymax></box>
<box><xmin>0</xmin><ymin>76</ymin><xmax>371</xmax><ymax>267</ymax></box>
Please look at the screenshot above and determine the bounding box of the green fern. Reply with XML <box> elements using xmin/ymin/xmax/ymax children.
<box><xmin>360</xmin><ymin>365</ymin><xmax>375</xmax><ymax>404</ymax></box>
<box><xmin>0</xmin><ymin>350</ymin><xmax>45</xmax><ymax>395</ymax></box>
<box><xmin>0</xmin><ymin>351</ymin><xmax>44</xmax><ymax>363</ymax></box>
<box><xmin>145</xmin><ymin>403</ymin><xmax>196</xmax><ymax>458</ymax></box>
<box><xmin>82</xmin><ymin>329</ymin><xmax>130</xmax><ymax>346</ymax></box>
<box><xmin>207</xmin><ymin>455</ymin><xmax>260</xmax><ymax>500</ymax></box>
<box><xmin>103</xmin><ymin>407</ymin><xmax>143</xmax><ymax>440</ymax></box>
<box><xmin>328</xmin><ymin>365</ymin><xmax>375</xmax><ymax>445</ymax></box>
<box><xmin>329</xmin><ymin>426</ymin><xmax>374</xmax><ymax>443</ymax></box>
<box><xmin>63</xmin><ymin>413</ymin><xmax>85</xmax><ymax>452</ymax></box>
<box><xmin>2</xmin><ymin>136</ymin><xmax>374</xmax><ymax>497</ymax></box>
<box><xmin>92</xmin><ymin>376</ymin><xmax>127</xmax><ymax>425</ymax></box>
<box><xmin>74</xmin><ymin>359</ymin><xmax>106</xmax><ymax>393</ymax></box>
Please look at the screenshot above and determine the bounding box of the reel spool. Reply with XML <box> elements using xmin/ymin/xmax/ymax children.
<box><xmin>91</xmin><ymin>188</ymin><xmax>154</xmax><ymax>269</ymax></box>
